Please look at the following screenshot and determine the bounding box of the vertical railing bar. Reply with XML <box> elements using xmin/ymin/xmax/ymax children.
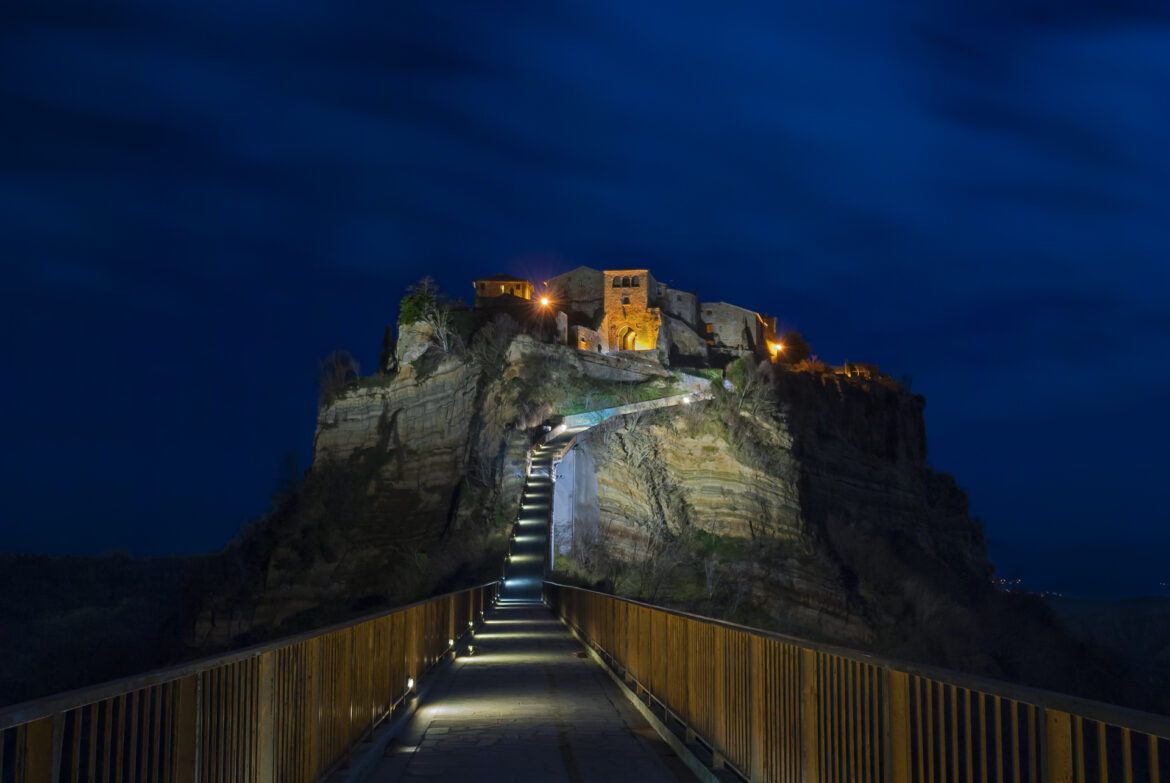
<box><xmin>828</xmin><ymin>655</ymin><xmax>837</xmax><ymax>783</ymax></box>
<box><xmin>102</xmin><ymin>698</ymin><xmax>113</xmax><ymax>783</ymax></box>
<box><xmin>1121</xmin><ymin>728</ymin><xmax>1132</xmax><ymax>783</ymax></box>
<box><xmin>1149</xmin><ymin>736</ymin><xmax>1160</xmax><ymax>783</ymax></box>
<box><xmin>115</xmin><ymin>694</ymin><xmax>126</xmax><ymax>783</ymax></box>
<box><xmin>951</xmin><ymin>685</ymin><xmax>959</xmax><ymax>783</ymax></box>
<box><xmin>129</xmin><ymin>689</ymin><xmax>141</xmax><ymax>783</ymax></box>
<box><xmin>87</xmin><ymin>703</ymin><xmax>99</xmax><ymax>783</ymax></box>
<box><xmin>1011</xmin><ymin>702</ymin><xmax>1021</xmax><ymax>783</ymax></box>
<box><xmin>194</xmin><ymin>671</ymin><xmax>203</xmax><ymax>783</ymax></box>
<box><xmin>1030</xmin><ymin>706</ymin><xmax>1038</xmax><ymax>783</ymax></box>
<box><xmin>160</xmin><ymin>682</ymin><xmax>172</xmax><ymax>783</ymax></box>
<box><xmin>856</xmin><ymin>664</ymin><xmax>865</xmax><ymax>777</ymax></box>
<box><xmin>927</xmin><ymin>680</ymin><xmax>936</xmax><ymax>783</ymax></box>
<box><xmin>861</xmin><ymin>664</ymin><xmax>870</xmax><ymax>783</ymax></box>
<box><xmin>218</xmin><ymin>665</ymin><xmax>228</xmax><ymax>783</ymax></box>
<box><xmin>873</xmin><ymin>665</ymin><xmax>881</xmax><ymax>783</ymax></box>
<box><xmin>1096</xmin><ymin>721</ymin><xmax>1107</xmax><ymax>783</ymax></box>
<box><xmin>980</xmin><ymin>693</ymin><xmax>989</xmax><ymax>783</ymax></box>
<box><xmin>995</xmin><ymin>696</ymin><xmax>1004</xmax><ymax>783</ymax></box>
<box><xmin>965</xmin><ymin>689</ymin><xmax>974</xmax><ymax>783</ymax></box>
<box><xmin>137</xmin><ymin>687</ymin><xmax>151</xmax><ymax>783</ymax></box>
<box><xmin>938</xmin><ymin>682</ymin><xmax>947</xmax><ymax>783</ymax></box>
<box><xmin>154</xmin><ymin>683</ymin><xmax>164</xmax><ymax>783</ymax></box>
<box><xmin>1073</xmin><ymin>716</ymin><xmax>1084</xmax><ymax>783</ymax></box>
<box><xmin>918</xmin><ymin>678</ymin><xmax>927</xmax><ymax>783</ymax></box>
<box><xmin>69</xmin><ymin>708</ymin><xmax>81</xmax><ymax>783</ymax></box>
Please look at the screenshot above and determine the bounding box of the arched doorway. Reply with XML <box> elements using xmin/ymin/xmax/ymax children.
<box><xmin>618</xmin><ymin>326</ymin><xmax>637</xmax><ymax>351</ymax></box>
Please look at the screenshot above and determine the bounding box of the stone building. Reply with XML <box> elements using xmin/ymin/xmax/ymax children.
<box><xmin>699</xmin><ymin>301</ymin><xmax>766</xmax><ymax>356</ymax></box>
<box><xmin>600</xmin><ymin>269</ymin><xmax>662</xmax><ymax>352</ymax></box>
<box><xmin>655</xmin><ymin>283</ymin><xmax>699</xmax><ymax>327</ymax></box>
<box><xmin>571</xmin><ymin>325</ymin><xmax>603</xmax><ymax>352</ymax></box>
<box><xmin>473</xmin><ymin>264</ymin><xmax>770</xmax><ymax>365</ymax></box>
<box><xmin>472</xmin><ymin>274</ymin><xmax>533</xmax><ymax>304</ymax></box>
<box><xmin>545</xmin><ymin>266</ymin><xmax>604</xmax><ymax>324</ymax></box>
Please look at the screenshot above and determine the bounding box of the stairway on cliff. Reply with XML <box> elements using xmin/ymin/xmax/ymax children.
<box><xmin>500</xmin><ymin>436</ymin><xmax>566</xmax><ymax>602</ymax></box>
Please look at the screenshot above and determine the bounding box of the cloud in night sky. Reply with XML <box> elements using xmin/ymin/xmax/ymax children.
<box><xmin>1</xmin><ymin>0</ymin><xmax>1167</xmax><ymax>595</ymax></box>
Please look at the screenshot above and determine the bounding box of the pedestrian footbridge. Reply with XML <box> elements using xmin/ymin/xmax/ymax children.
<box><xmin>2</xmin><ymin>434</ymin><xmax>1167</xmax><ymax>782</ymax></box>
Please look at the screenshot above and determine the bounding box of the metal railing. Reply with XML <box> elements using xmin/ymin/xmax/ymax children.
<box><xmin>545</xmin><ymin>582</ymin><xmax>1170</xmax><ymax>783</ymax></box>
<box><xmin>0</xmin><ymin>582</ymin><xmax>499</xmax><ymax>783</ymax></box>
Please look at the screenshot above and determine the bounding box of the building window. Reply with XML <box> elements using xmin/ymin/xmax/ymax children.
<box><xmin>622</xmin><ymin>296</ymin><xmax>630</xmax><ymax>305</ymax></box>
<box><xmin>622</xmin><ymin>276</ymin><xmax>631</xmax><ymax>287</ymax></box>
<box><xmin>706</xmin><ymin>324</ymin><xmax>713</xmax><ymax>334</ymax></box>
<box><xmin>612</xmin><ymin>277</ymin><xmax>621</xmax><ymax>287</ymax></box>
<box><xmin>631</xmin><ymin>276</ymin><xmax>639</xmax><ymax>287</ymax></box>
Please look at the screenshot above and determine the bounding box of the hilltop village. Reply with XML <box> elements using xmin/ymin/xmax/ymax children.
<box><xmin>473</xmin><ymin>266</ymin><xmax>782</xmax><ymax>368</ymax></box>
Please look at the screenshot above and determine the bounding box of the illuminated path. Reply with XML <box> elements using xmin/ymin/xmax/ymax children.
<box><xmin>367</xmin><ymin>437</ymin><xmax>696</xmax><ymax>782</ymax></box>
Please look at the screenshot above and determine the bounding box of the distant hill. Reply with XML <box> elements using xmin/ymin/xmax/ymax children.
<box><xmin>1048</xmin><ymin>596</ymin><xmax>1170</xmax><ymax>702</ymax></box>
<box><xmin>1048</xmin><ymin>596</ymin><xmax>1170</xmax><ymax>664</ymax></box>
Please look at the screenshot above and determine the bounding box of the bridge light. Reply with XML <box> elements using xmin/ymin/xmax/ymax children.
<box><xmin>407</xmin><ymin>677</ymin><xmax>414</xmax><ymax>690</ymax></box>
<box><xmin>449</xmin><ymin>638</ymin><xmax>454</xmax><ymax>647</ymax></box>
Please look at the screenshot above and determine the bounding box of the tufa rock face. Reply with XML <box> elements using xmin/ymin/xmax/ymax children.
<box><xmin>395</xmin><ymin>321</ymin><xmax>437</xmax><ymax>368</ymax></box>
<box><xmin>189</xmin><ymin>322</ymin><xmax>541</xmax><ymax>651</ymax></box>
<box><xmin>558</xmin><ymin>367</ymin><xmax>1013</xmax><ymax>672</ymax></box>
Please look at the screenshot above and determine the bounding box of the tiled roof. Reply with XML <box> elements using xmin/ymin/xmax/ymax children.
<box><xmin>475</xmin><ymin>273</ymin><xmax>530</xmax><ymax>283</ymax></box>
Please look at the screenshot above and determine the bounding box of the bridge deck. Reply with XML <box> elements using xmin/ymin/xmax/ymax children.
<box><xmin>367</xmin><ymin>437</ymin><xmax>694</xmax><ymax>781</ymax></box>
<box><xmin>368</xmin><ymin>602</ymin><xmax>695</xmax><ymax>782</ymax></box>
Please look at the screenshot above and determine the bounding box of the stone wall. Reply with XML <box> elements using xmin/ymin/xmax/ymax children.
<box><xmin>700</xmin><ymin>301</ymin><xmax>763</xmax><ymax>355</ymax></box>
<box><xmin>546</xmin><ymin>266</ymin><xmax>604</xmax><ymax>322</ymax></box>
<box><xmin>660</xmin><ymin>286</ymin><xmax>699</xmax><ymax>326</ymax></box>
<box><xmin>571</xmin><ymin>325</ymin><xmax>602</xmax><ymax>352</ymax></box>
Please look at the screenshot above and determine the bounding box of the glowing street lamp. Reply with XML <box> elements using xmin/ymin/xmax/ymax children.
<box><xmin>539</xmin><ymin>296</ymin><xmax>550</xmax><ymax>307</ymax></box>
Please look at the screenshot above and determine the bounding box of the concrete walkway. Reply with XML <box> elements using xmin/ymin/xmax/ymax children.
<box><xmin>366</xmin><ymin>436</ymin><xmax>696</xmax><ymax>782</ymax></box>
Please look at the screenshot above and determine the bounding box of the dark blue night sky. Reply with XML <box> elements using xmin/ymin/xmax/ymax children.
<box><xmin>2</xmin><ymin>0</ymin><xmax>1168</xmax><ymax>597</ymax></box>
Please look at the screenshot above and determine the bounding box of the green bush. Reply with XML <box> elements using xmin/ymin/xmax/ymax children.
<box><xmin>398</xmin><ymin>290</ymin><xmax>435</xmax><ymax>326</ymax></box>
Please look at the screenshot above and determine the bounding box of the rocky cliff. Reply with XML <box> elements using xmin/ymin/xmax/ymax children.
<box><xmin>555</xmin><ymin>362</ymin><xmax>1145</xmax><ymax>704</ymax></box>
<box><xmin>5</xmin><ymin>319</ymin><xmax>1160</xmax><ymax>714</ymax></box>
<box><xmin>184</xmin><ymin>325</ymin><xmax>684</xmax><ymax>651</ymax></box>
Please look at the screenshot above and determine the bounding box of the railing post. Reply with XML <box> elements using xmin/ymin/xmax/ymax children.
<box><xmin>800</xmin><ymin>649</ymin><xmax>820</xmax><ymax>783</ymax></box>
<box><xmin>885</xmin><ymin>670</ymin><xmax>912</xmax><ymax>783</ymax></box>
<box><xmin>257</xmin><ymin>652</ymin><xmax>276</xmax><ymax>783</ymax></box>
<box><xmin>1044</xmin><ymin>708</ymin><xmax>1074</xmax><ymax>783</ymax></box>
<box><xmin>749</xmin><ymin>636</ymin><xmax>764</xmax><ymax>783</ymax></box>
<box><xmin>172</xmin><ymin>675</ymin><xmax>199</xmax><ymax>783</ymax></box>
<box><xmin>20</xmin><ymin>716</ymin><xmax>54</xmax><ymax>782</ymax></box>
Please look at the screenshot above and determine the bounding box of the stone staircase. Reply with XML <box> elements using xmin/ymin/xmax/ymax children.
<box><xmin>499</xmin><ymin>438</ymin><xmax>561</xmax><ymax>602</ymax></box>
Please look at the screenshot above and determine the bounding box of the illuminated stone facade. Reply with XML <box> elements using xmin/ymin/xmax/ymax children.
<box><xmin>600</xmin><ymin>269</ymin><xmax>661</xmax><ymax>352</ymax></box>
<box><xmin>473</xmin><ymin>274</ymin><xmax>533</xmax><ymax>302</ymax></box>
<box><xmin>571</xmin><ymin>325</ymin><xmax>602</xmax><ymax>352</ymax></box>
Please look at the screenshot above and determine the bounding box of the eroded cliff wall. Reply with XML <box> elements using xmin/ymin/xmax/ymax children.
<box><xmin>554</xmin><ymin>366</ymin><xmax>1112</xmax><ymax>695</ymax></box>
